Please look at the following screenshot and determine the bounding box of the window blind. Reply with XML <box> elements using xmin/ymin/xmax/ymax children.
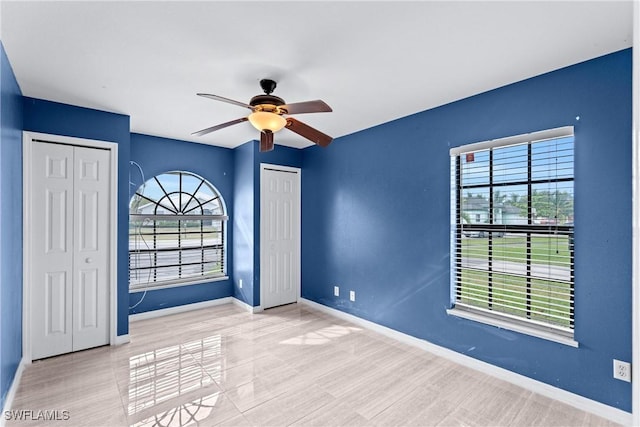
<box><xmin>451</xmin><ymin>127</ymin><xmax>575</xmax><ymax>336</ymax></box>
<box><xmin>128</xmin><ymin>216</ymin><xmax>226</xmax><ymax>289</ymax></box>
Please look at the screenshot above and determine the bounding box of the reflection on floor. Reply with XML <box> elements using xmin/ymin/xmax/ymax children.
<box><xmin>8</xmin><ymin>303</ymin><xmax>619</xmax><ymax>426</ymax></box>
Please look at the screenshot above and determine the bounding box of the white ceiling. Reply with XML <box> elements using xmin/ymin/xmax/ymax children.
<box><xmin>0</xmin><ymin>1</ymin><xmax>633</xmax><ymax>149</ymax></box>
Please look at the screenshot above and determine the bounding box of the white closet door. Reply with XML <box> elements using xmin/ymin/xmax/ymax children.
<box><xmin>30</xmin><ymin>141</ymin><xmax>110</xmax><ymax>359</ymax></box>
<box><xmin>72</xmin><ymin>146</ymin><xmax>110</xmax><ymax>351</ymax></box>
<box><xmin>261</xmin><ymin>167</ymin><xmax>300</xmax><ymax>309</ymax></box>
<box><xmin>31</xmin><ymin>142</ymin><xmax>75</xmax><ymax>360</ymax></box>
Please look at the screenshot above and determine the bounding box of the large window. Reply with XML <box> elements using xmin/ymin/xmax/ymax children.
<box><xmin>449</xmin><ymin>127</ymin><xmax>575</xmax><ymax>344</ymax></box>
<box><xmin>129</xmin><ymin>171</ymin><xmax>227</xmax><ymax>290</ymax></box>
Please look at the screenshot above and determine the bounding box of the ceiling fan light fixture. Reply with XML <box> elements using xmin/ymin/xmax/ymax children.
<box><xmin>248</xmin><ymin>111</ymin><xmax>287</xmax><ymax>133</ymax></box>
<box><xmin>193</xmin><ymin>80</ymin><xmax>333</xmax><ymax>150</ymax></box>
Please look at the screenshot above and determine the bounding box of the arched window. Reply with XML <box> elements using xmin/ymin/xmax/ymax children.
<box><xmin>129</xmin><ymin>171</ymin><xmax>227</xmax><ymax>289</ymax></box>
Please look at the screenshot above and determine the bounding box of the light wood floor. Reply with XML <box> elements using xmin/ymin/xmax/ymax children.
<box><xmin>8</xmin><ymin>303</ymin><xmax>619</xmax><ymax>426</ymax></box>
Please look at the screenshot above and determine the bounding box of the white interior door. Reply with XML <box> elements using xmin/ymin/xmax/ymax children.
<box><xmin>31</xmin><ymin>142</ymin><xmax>74</xmax><ymax>359</ymax></box>
<box><xmin>72</xmin><ymin>146</ymin><xmax>110</xmax><ymax>351</ymax></box>
<box><xmin>261</xmin><ymin>166</ymin><xmax>300</xmax><ymax>309</ymax></box>
<box><xmin>30</xmin><ymin>141</ymin><xmax>110</xmax><ymax>359</ymax></box>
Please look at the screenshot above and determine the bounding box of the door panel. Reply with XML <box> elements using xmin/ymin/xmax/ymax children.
<box><xmin>45</xmin><ymin>271</ymin><xmax>68</xmax><ymax>334</ymax></box>
<box><xmin>45</xmin><ymin>189</ymin><xmax>69</xmax><ymax>253</ymax></box>
<box><xmin>72</xmin><ymin>146</ymin><xmax>110</xmax><ymax>351</ymax></box>
<box><xmin>78</xmin><ymin>190</ymin><xmax>99</xmax><ymax>251</ymax></box>
<box><xmin>78</xmin><ymin>268</ymin><xmax>99</xmax><ymax>328</ymax></box>
<box><xmin>46</xmin><ymin>154</ymin><xmax>69</xmax><ymax>179</ymax></box>
<box><xmin>32</xmin><ymin>142</ymin><xmax>74</xmax><ymax>359</ymax></box>
<box><xmin>261</xmin><ymin>168</ymin><xmax>300</xmax><ymax>309</ymax></box>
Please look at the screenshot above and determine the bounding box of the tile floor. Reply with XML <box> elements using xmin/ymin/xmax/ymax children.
<box><xmin>7</xmin><ymin>303</ymin><xmax>619</xmax><ymax>426</ymax></box>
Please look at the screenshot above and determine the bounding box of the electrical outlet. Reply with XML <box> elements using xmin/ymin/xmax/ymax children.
<box><xmin>334</xmin><ymin>286</ymin><xmax>339</xmax><ymax>297</ymax></box>
<box><xmin>238</xmin><ymin>279</ymin><xmax>243</xmax><ymax>289</ymax></box>
<box><xmin>349</xmin><ymin>290</ymin><xmax>356</xmax><ymax>302</ymax></box>
<box><xmin>613</xmin><ymin>359</ymin><xmax>631</xmax><ymax>382</ymax></box>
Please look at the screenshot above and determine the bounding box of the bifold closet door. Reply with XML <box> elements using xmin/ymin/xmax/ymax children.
<box><xmin>30</xmin><ymin>141</ymin><xmax>110</xmax><ymax>360</ymax></box>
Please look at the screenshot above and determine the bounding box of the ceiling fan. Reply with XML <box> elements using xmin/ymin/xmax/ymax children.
<box><xmin>193</xmin><ymin>79</ymin><xmax>333</xmax><ymax>152</ymax></box>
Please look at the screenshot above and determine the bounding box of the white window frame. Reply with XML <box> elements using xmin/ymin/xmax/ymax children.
<box><xmin>129</xmin><ymin>171</ymin><xmax>229</xmax><ymax>291</ymax></box>
<box><xmin>447</xmin><ymin>126</ymin><xmax>578</xmax><ymax>347</ymax></box>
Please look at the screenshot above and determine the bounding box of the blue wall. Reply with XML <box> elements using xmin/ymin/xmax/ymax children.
<box><xmin>232</xmin><ymin>140</ymin><xmax>303</xmax><ymax>307</ymax></box>
<box><xmin>128</xmin><ymin>133</ymin><xmax>234</xmax><ymax>313</ymax></box>
<box><xmin>0</xmin><ymin>42</ymin><xmax>23</xmax><ymax>410</ymax></box>
<box><xmin>23</xmin><ymin>97</ymin><xmax>131</xmax><ymax>336</ymax></box>
<box><xmin>233</xmin><ymin>141</ymin><xmax>256</xmax><ymax>306</ymax></box>
<box><xmin>301</xmin><ymin>49</ymin><xmax>632</xmax><ymax>411</ymax></box>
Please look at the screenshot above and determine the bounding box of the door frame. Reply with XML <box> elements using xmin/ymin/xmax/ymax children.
<box><xmin>632</xmin><ymin>2</ymin><xmax>639</xmax><ymax>423</ymax></box>
<box><xmin>259</xmin><ymin>163</ymin><xmax>301</xmax><ymax>311</ymax></box>
<box><xmin>22</xmin><ymin>131</ymin><xmax>118</xmax><ymax>363</ymax></box>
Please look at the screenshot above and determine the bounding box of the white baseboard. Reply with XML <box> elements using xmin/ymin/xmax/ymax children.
<box><xmin>129</xmin><ymin>296</ymin><xmax>262</xmax><ymax>322</ymax></box>
<box><xmin>300</xmin><ymin>298</ymin><xmax>632</xmax><ymax>426</ymax></box>
<box><xmin>129</xmin><ymin>297</ymin><xmax>233</xmax><ymax>322</ymax></box>
<box><xmin>232</xmin><ymin>297</ymin><xmax>264</xmax><ymax>313</ymax></box>
<box><xmin>113</xmin><ymin>334</ymin><xmax>130</xmax><ymax>345</ymax></box>
<box><xmin>1</xmin><ymin>358</ymin><xmax>26</xmax><ymax>427</ymax></box>
<box><xmin>232</xmin><ymin>297</ymin><xmax>253</xmax><ymax>313</ymax></box>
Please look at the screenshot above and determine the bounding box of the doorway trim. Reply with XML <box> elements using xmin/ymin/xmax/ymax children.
<box><xmin>259</xmin><ymin>163</ymin><xmax>301</xmax><ymax>311</ymax></box>
<box><xmin>632</xmin><ymin>1</ymin><xmax>639</xmax><ymax>423</ymax></box>
<box><xmin>22</xmin><ymin>131</ymin><xmax>118</xmax><ymax>363</ymax></box>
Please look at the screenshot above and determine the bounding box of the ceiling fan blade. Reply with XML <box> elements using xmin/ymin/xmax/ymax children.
<box><xmin>260</xmin><ymin>130</ymin><xmax>274</xmax><ymax>152</ymax></box>
<box><xmin>197</xmin><ymin>93</ymin><xmax>254</xmax><ymax>110</ymax></box>
<box><xmin>285</xmin><ymin>117</ymin><xmax>333</xmax><ymax>147</ymax></box>
<box><xmin>282</xmin><ymin>100</ymin><xmax>332</xmax><ymax>115</ymax></box>
<box><xmin>192</xmin><ymin>117</ymin><xmax>248</xmax><ymax>137</ymax></box>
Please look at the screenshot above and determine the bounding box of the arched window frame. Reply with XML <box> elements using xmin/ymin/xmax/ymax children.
<box><xmin>129</xmin><ymin>171</ymin><xmax>228</xmax><ymax>290</ymax></box>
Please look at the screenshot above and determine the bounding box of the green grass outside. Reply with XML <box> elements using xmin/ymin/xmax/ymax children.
<box><xmin>457</xmin><ymin>269</ymin><xmax>572</xmax><ymax>328</ymax></box>
<box><xmin>129</xmin><ymin>262</ymin><xmax>224</xmax><ymax>286</ymax></box>
<box><xmin>461</xmin><ymin>235</ymin><xmax>571</xmax><ymax>267</ymax></box>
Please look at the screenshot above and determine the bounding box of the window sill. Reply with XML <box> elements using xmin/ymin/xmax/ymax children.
<box><xmin>446</xmin><ymin>306</ymin><xmax>579</xmax><ymax>348</ymax></box>
<box><xmin>130</xmin><ymin>275</ymin><xmax>229</xmax><ymax>293</ymax></box>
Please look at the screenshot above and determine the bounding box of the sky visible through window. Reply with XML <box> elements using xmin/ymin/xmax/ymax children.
<box><xmin>460</xmin><ymin>136</ymin><xmax>574</xmax><ymax>225</ymax></box>
<box><xmin>130</xmin><ymin>171</ymin><xmax>223</xmax><ymax>216</ymax></box>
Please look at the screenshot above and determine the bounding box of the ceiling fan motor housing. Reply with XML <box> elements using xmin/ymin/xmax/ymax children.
<box><xmin>250</xmin><ymin>94</ymin><xmax>285</xmax><ymax>110</ymax></box>
<box><xmin>251</xmin><ymin>79</ymin><xmax>286</xmax><ymax>113</ymax></box>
